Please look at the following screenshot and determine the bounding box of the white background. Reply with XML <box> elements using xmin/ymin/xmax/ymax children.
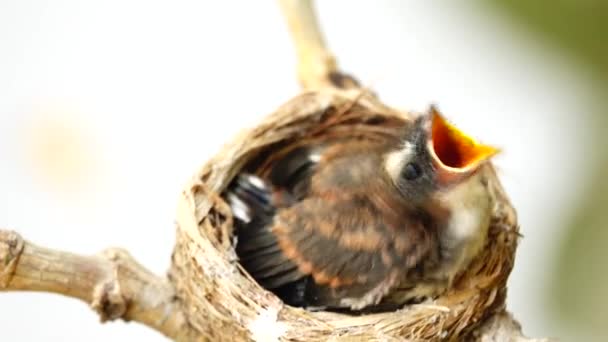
<box><xmin>0</xmin><ymin>1</ymin><xmax>594</xmax><ymax>340</ymax></box>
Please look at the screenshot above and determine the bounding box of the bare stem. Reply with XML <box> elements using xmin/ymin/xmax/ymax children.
<box><xmin>278</xmin><ymin>0</ymin><xmax>339</xmax><ymax>89</ymax></box>
<box><xmin>0</xmin><ymin>229</ymin><xmax>197</xmax><ymax>341</ymax></box>
<box><xmin>472</xmin><ymin>311</ymin><xmax>552</xmax><ymax>342</ymax></box>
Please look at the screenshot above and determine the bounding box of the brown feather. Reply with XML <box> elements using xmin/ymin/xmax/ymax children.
<box><xmin>232</xmin><ymin>138</ymin><xmax>440</xmax><ymax>309</ymax></box>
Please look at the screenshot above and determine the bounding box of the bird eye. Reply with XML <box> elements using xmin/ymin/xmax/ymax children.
<box><xmin>402</xmin><ymin>162</ymin><xmax>421</xmax><ymax>180</ymax></box>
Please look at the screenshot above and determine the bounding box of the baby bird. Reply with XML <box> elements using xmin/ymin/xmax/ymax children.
<box><xmin>227</xmin><ymin>106</ymin><xmax>499</xmax><ymax>311</ymax></box>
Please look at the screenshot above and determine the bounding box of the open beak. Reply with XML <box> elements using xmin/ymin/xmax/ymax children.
<box><xmin>427</xmin><ymin>106</ymin><xmax>499</xmax><ymax>185</ymax></box>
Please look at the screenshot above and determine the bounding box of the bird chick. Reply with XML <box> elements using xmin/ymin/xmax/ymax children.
<box><xmin>227</xmin><ymin>106</ymin><xmax>499</xmax><ymax>311</ymax></box>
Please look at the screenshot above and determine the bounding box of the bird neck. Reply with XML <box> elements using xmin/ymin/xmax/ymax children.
<box><xmin>430</xmin><ymin>169</ymin><xmax>493</xmax><ymax>278</ymax></box>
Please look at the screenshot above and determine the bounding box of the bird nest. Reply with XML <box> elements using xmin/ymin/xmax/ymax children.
<box><xmin>169</xmin><ymin>88</ymin><xmax>519</xmax><ymax>341</ymax></box>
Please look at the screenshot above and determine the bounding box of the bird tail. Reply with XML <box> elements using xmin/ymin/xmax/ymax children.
<box><xmin>227</xmin><ymin>145</ymin><xmax>320</xmax><ymax>223</ymax></box>
<box><xmin>226</xmin><ymin>173</ymin><xmax>275</xmax><ymax>224</ymax></box>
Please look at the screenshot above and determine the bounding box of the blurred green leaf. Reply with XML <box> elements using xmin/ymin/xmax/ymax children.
<box><xmin>490</xmin><ymin>1</ymin><xmax>608</xmax><ymax>81</ymax></box>
<box><xmin>487</xmin><ymin>0</ymin><xmax>608</xmax><ymax>338</ymax></box>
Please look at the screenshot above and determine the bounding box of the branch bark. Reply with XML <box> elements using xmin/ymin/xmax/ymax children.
<box><xmin>0</xmin><ymin>229</ymin><xmax>196</xmax><ymax>341</ymax></box>
<box><xmin>278</xmin><ymin>0</ymin><xmax>359</xmax><ymax>90</ymax></box>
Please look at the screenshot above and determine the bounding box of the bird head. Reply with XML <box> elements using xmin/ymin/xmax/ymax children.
<box><xmin>384</xmin><ymin>105</ymin><xmax>499</xmax><ymax>205</ymax></box>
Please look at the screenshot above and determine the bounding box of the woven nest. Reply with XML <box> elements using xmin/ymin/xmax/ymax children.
<box><xmin>169</xmin><ymin>88</ymin><xmax>519</xmax><ymax>341</ymax></box>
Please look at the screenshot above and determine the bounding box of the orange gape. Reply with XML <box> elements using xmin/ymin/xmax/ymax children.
<box><xmin>227</xmin><ymin>106</ymin><xmax>499</xmax><ymax>311</ymax></box>
<box><xmin>431</xmin><ymin>106</ymin><xmax>499</xmax><ymax>170</ymax></box>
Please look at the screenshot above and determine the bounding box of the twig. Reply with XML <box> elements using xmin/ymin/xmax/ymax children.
<box><xmin>278</xmin><ymin>0</ymin><xmax>340</xmax><ymax>89</ymax></box>
<box><xmin>0</xmin><ymin>229</ymin><xmax>197</xmax><ymax>341</ymax></box>
<box><xmin>471</xmin><ymin>311</ymin><xmax>553</xmax><ymax>342</ymax></box>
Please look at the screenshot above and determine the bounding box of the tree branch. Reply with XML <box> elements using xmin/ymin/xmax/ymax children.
<box><xmin>0</xmin><ymin>229</ymin><xmax>196</xmax><ymax>341</ymax></box>
<box><xmin>472</xmin><ymin>311</ymin><xmax>552</xmax><ymax>342</ymax></box>
<box><xmin>278</xmin><ymin>0</ymin><xmax>345</xmax><ymax>89</ymax></box>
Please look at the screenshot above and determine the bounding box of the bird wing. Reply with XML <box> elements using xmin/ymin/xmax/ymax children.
<box><xmin>228</xmin><ymin>173</ymin><xmax>305</xmax><ymax>290</ymax></box>
<box><xmin>229</xmin><ymin>146</ymin><xmax>323</xmax><ymax>294</ymax></box>
<box><xmin>271</xmin><ymin>193</ymin><xmax>436</xmax><ymax>308</ymax></box>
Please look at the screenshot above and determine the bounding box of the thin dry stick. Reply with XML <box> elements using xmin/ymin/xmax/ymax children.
<box><xmin>278</xmin><ymin>0</ymin><xmax>337</xmax><ymax>89</ymax></box>
<box><xmin>0</xmin><ymin>230</ymin><xmax>196</xmax><ymax>341</ymax></box>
